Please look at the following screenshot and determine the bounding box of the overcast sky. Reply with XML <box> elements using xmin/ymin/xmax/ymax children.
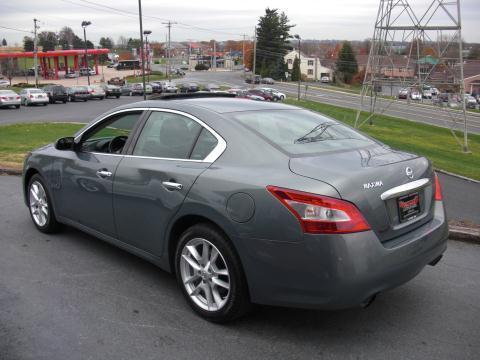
<box><xmin>1</xmin><ymin>0</ymin><xmax>479</xmax><ymax>46</ymax></box>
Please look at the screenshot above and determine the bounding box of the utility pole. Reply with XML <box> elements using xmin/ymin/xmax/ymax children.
<box><xmin>252</xmin><ymin>27</ymin><xmax>256</xmax><ymax>89</ymax></box>
<box><xmin>162</xmin><ymin>20</ymin><xmax>177</xmax><ymax>82</ymax></box>
<box><xmin>213</xmin><ymin>40</ymin><xmax>216</xmax><ymax>71</ymax></box>
<box><xmin>81</xmin><ymin>20</ymin><xmax>92</xmax><ymax>86</ymax></box>
<box><xmin>242</xmin><ymin>34</ymin><xmax>246</xmax><ymax>69</ymax></box>
<box><xmin>33</xmin><ymin>18</ymin><xmax>39</xmax><ymax>88</ymax></box>
<box><xmin>294</xmin><ymin>34</ymin><xmax>301</xmax><ymax>101</ymax></box>
<box><xmin>137</xmin><ymin>0</ymin><xmax>147</xmax><ymax>100</ymax></box>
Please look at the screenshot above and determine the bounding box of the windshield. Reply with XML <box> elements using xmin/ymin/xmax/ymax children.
<box><xmin>29</xmin><ymin>90</ymin><xmax>43</xmax><ymax>94</ymax></box>
<box><xmin>229</xmin><ymin>110</ymin><xmax>375</xmax><ymax>155</ymax></box>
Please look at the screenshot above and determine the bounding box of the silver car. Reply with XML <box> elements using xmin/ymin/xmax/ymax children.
<box><xmin>20</xmin><ymin>88</ymin><xmax>49</xmax><ymax>106</ymax></box>
<box><xmin>23</xmin><ymin>96</ymin><xmax>448</xmax><ymax>322</ymax></box>
<box><xmin>0</xmin><ymin>90</ymin><xmax>21</xmax><ymax>109</ymax></box>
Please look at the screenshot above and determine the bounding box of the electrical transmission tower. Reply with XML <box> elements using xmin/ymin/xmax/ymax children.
<box><xmin>355</xmin><ymin>0</ymin><xmax>470</xmax><ymax>152</ymax></box>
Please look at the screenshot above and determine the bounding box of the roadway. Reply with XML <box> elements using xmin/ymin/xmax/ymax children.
<box><xmin>0</xmin><ymin>174</ymin><xmax>479</xmax><ymax>360</ymax></box>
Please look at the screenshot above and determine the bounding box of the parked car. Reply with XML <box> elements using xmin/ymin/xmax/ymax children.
<box><xmin>0</xmin><ymin>90</ymin><xmax>21</xmax><ymax>109</ymax></box>
<box><xmin>398</xmin><ymin>88</ymin><xmax>409</xmax><ymax>99</ymax></box>
<box><xmin>464</xmin><ymin>94</ymin><xmax>478</xmax><ymax>109</ymax></box>
<box><xmin>66</xmin><ymin>86</ymin><xmax>89</xmax><ymax>102</ymax></box>
<box><xmin>261</xmin><ymin>77</ymin><xmax>275</xmax><ymax>85</ymax></box>
<box><xmin>245</xmin><ymin>75</ymin><xmax>261</xmax><ymax>84</ymax></box>
<box><xmin>410</xmin><ymin>91</ymin><xmax>421</xmax><ymax>100</ymax></box>
<box><xmin>87</xmin><ymin>85</ymin><xmax>106</xmax><ymax>100</ymax></box>
<box><xmin>64</xmin><ymin>71</ymin><xmax>78</xmax><ymax>79</ymax></box>
<box><xmin>422</xmin><ymin>89</ymin><xmax>432</xmax><ymax>99</ymax></box>
<box><xmin>320</xmin><ymin>76</ymin><xmax>331</xmax><ymax>83</ymax></box>
<box><xmin>260</xmin><ymin>88</ymin><xmax>286</xmax><ymax>101</ymax></box>
<box><xmin>79</xmin><ymin>67</ymin><xmax>96</xmax><ymax>76</ymax></box>
<box><xmin>247</xmin><ymin>89</ymin><xmax>274</xmax><ymax>101</ymax></box>
<box><xmin>0</xmin><ymin>79</ymin><xmax>10</xmax><ymax>87</ymax></box>
<box><xmin>162</xmin><ymin>81</ymin><xmax>178</xmax><ymax>93</ymax></box>
<box><xmin>19</xmin><ymin>88</ymin><xmax>49</xmax><ymax>106</ymax></box>
<box><xmin>180</xmin><ymin>83</ymin><xmax>200</xmax><ymax>93</ymax></box>
<box><xmin>108</xmin><ymin>77</ymin><xmax>126</xmax><ymax>86</ymax></box>
<box><xmin>99</xmin><ymin>84</ymin><xmax>121</xmax><ymax>98</ymax></box>
<box><xmin>23</xmin><ymin>96</ymin><xmax>448</xmax><ymax>323</ymax></box>
<box><xmin>149</xmin><ymin>82</ymin><xmax>163</xmax><ymax>94</ymax></box>
<box><xmin>43</xmin><ymin>85</ymin><xmax>68</xmax><ymax>104</ymax></box>
<box><xmin>205</xmin><ymin>83</ymin><xmax>221</xmax><ymax>92</ymax></box>
<box><xmin>228</xmin><ymin>88</ymin><xmax>264</xmax><ymax>101</ymax></box>
<box><xmin>121</xmin><ymin>83</ymin><xmax>153</xmax><ymax>96</ymax></box>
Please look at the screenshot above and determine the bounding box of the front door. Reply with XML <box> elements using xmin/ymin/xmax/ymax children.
<box><xmin>54</xmin><ymin>110</ymin><xmax>143</xmax><ymax>237</ymax></box>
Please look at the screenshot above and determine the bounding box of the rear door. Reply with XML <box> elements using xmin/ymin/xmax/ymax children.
<box><xmin>113</xmin><ymin>109</ymin><xmax>224</xmax><ymax>256</ymax></box>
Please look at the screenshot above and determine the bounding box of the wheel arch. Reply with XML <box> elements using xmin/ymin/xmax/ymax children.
<box><xmin>23</xmin><ymin>167</ymin><xmax>40</xmax><ymax>205</ymax></box>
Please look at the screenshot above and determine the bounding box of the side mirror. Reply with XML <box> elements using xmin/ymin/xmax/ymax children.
<box><xmin>55</xmin><ymin>137</ymin><xmax>75</xmax><ymax>151</ymax></box>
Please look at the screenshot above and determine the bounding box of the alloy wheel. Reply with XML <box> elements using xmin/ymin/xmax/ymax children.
<box><xmin>179</xmin><ymin>238</ymin><xmax>230</xmax><ymax>311</ymax></box>
<box><xmin>29</xmin><ymin>180</ymin><xmax>49</xmax><ymax>227</ymax></box>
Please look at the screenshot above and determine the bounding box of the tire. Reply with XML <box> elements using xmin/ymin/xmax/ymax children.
<box><xmin>116</xmin><ymin>95</ymin><xmax>120</xmax><ymax>99</ymax></box>
<box><xmin>63</xmin><ymin>100</ymin><xmax>67</xmax><ymax>104</ymax></box>
<box><xmin>83</xmin><ymin>99</ymin><xmax>87</xmax><ymax>102</ymax></box>
<box><xmin>27</xmin><ymin>174</ymin><xmax>61</xmax><ymax>234</ymax></box>
<box><xmin>280</xmin><ymin>95</ymin><xmax>285</xmax><ymax>101</ymax></box>
<box><xmin>43</xmin><ymin>103</ymin><xmax>48</xmax><ymax>106</ymax></box>
<box><xmin>15</xmin><ymin>105</ymin><xmax>20</xmax><ymax>109</ymax></box>
<box><xmin>100</xmin><ymin>97</ymin><xmax>104</xmax><ymax>100</ymax></box>
<box><xmin>175</xmin><ymin>223</ymin><xmax>251</xmax><ymax>323</ymax></box>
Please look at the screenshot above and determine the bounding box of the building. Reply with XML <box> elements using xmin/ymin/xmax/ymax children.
<box><xmin>356</xmin><ymin>54</ymin><xmax>416</xmax><ymax>79</ymax></box>
<box><xmin>284</xmin><ymin>50</ymin><xmax>333</xmax><ymax>81</ymax></box>
<box><xmin>463</xmin><ymin>60</ymin><xmax>480</xmax><ymax>95</ymax></box>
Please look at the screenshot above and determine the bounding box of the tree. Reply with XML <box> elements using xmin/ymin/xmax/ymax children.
<box><xmin>38</xmin><ymin>31</ymin><xmax>57</xmax><ymax>51</ymax></box>
<box><xmin>1</xmin><ymin>38</ymin><xmax>7</xmax><ymax>47</ymax></box>
<box><xmin>117</xmin><ymin>36</ymin><xmax>128</xmax><ymax>49</ymax></box>
<box><xmin>127</xmin><ymin>38</ymin><xmax>141</xmax><ymax>50</ymax></box>
<box><xmin>86</xmin><ymin>40</ymin><xmax>94</xmax><ymax>49</ymax></box>
<box><xmin>23</xmin><ymin>37</ymin><xmax>34</xmax><ymax>52</ymax></box>
<box><xmin>58</xmin><ymin>26</ymin><xmax>75</xmax><ymax>49</ymax></box>
<box><xmin>291</xmin><ymin>56</ymin><xmax>300</xmax><ymax>81</ymax></box>
<box><xmin>99</xmin><ymin>37</ymin><xmax>114</xmax><ymax>49</ymax></box>
<box><xmin>336</xmin><ymin>41</ymin><xmax>358</xmax><ymax>84</ymax></box>
<box><xmin>255</xmin><ymin>8</ymin><xmax>295</xmax><ymax>79</ymax></box>
<box><xmin>72</xmin><ymin>35</ymin><xmax>84</xmax><ymax>49</ymax></box>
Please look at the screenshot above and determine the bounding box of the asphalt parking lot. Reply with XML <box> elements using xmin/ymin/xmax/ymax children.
<box><xmin>0</xmin><ymin>174</ymin><xmax>479</xmax><ymax>360</ymax></box>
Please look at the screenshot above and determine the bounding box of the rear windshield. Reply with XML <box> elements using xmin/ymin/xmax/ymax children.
<box><xmin>29</xmin><ymin>89</ymin><xmax>43</xmax><ymax>94</ymax></box>
<box><xmin>229</xmin><ymin>110</ymin><xmax>375</xmax><ymax>155</ymax></box>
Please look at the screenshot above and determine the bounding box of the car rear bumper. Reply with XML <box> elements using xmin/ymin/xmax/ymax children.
<box><xmin>0</xmin><ymin>100</ymin><xmax>20</xmax><ymax>106</ymax></box>
<box><xmin>236</xmin><ymin>201</ymin><xmax>448</xmax><ymax>309</ymax></box>
<box><xmin>28</xmin><ymin>98</ymin><xmax>49</xmax><ymax>104</ymax></box>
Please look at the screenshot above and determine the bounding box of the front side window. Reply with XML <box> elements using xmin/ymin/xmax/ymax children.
<box><xmin>80</xmin><ymin>111</ymin><xmax>142</xmax><ymax>154</ymax></box>
<box><xmin>133</xmin><ymin>111</ymin><xmax>218</xmax><ymax>160</ymax></box>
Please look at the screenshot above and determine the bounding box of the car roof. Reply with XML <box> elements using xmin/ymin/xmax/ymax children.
<box><xmin>110</xmin><ymin>97</ymin><xmax>298</xmax><ymax>114</ymax></box>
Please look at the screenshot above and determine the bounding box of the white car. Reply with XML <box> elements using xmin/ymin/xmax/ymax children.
<box><xmin>320</xmin><ymin>76</ymin><xmax>330</xmax><ymax>83</ymax></box>
<box><xmin>410</xmin><ymin>91</ymin><xmax>421</xmax><ymax>100</ymax></box>
<box><xmin>260</xmin><ymin>87</ymin><xmax>286</xmax><ymax>101</ymax></box>
<box><xmin>163</xmin><ymin>81</ymin><xmax>178</xmax><ymax>93</ymax></box>
<box><xmin>0</xmin><ymin>79</ymin><xmax>10</xmax><ymax>87</ymax></box>
<box><xmin>87</xmin><ymin>85</ymin><xmax>106</xmax><ymax>100</ymax></box>
<box><xmin>19</xmin><ymin>88</ymin><xmax>49</xmax><ymax>106</ymax></box>
<box><xmin>464</xmin><ymin>94</ymin><xmax>478</xmax><ymax>108</ymax></box>
<box><xmin>0</xmin><ymin>90</ymin><xmax>21</xmax><ymax>109</ymax></box>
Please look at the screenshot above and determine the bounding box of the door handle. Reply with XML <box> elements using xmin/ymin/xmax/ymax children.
<box><xmin>96</xmin><ymin>169</ymin><xmax>112</xmax><ymax>178</ymax></box>
<box><xmin>162</xmin><ymin>181</ymin><xmax>183</xmax><ymax>191</ymax></box>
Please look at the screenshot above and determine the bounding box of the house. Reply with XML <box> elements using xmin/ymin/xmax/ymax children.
<box><xmin>462</xmin><ymin>60</ymin><xmax>480</xmax><ymax>95</ymax></box>
<box><xmin>284</xmin><ymin>49</ymin><xmax>333</xmax><ymax>81</ymax></box>
<box><xmin>356</xmin><ymin>54</ymin><xmax>416</xmax><ymax>79</ymax></box>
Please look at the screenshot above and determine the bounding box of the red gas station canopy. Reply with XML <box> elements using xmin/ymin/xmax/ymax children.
<box><xmin>0</xmin><ymin>48</ymin><xmax>109</xmax><ymax>59</ymax></box>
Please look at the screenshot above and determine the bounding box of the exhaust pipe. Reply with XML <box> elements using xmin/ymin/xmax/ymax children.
<box><xmin>428</xmin><ymin>255</ymin><xmax>443</xmax><ymax>266</ymax></box>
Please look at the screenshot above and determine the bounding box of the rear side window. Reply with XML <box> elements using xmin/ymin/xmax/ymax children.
<box><xmin>190</xmin><ymin>128</ymin><xmax>218</xmax><ymax>160</ymax></box>
<box><xmin>229</xmin><ymin>110</ymin><xmax>375</xmax><ymax>155</ymax></box>
<box><xmin>133</xmin><ymin>112</ymin><xmax>201</xmax><ymax>159</ymax></box>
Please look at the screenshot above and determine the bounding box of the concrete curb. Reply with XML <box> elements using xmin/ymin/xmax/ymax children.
<box><xmin>449</xmin><ymin>226</ymin><xmax>480</xmax><ymax>244</ymax></box>
<box><xmin>435</xmin><ymin>169</ymin><xmax>480</xmax><ymax>184</ymax></box>
<box><xmin>0</xmin><ymin>167</ymin><xmax>22</xmax><ymax>176</ymax></box>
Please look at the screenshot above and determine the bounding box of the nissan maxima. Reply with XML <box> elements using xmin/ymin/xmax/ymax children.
<box><xmin>23</xmin><ymin>96</ymin><xmax>448</xmax><ymax>322</ymax></box>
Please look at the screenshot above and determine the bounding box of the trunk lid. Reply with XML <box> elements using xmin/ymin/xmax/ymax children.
<box><xmin>289</xmin><ymin>144</ymin><xmax>435</xmax><ymax>242</ymax></box>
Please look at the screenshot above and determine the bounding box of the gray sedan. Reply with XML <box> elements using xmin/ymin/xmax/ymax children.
<box><xmin>0</xmin><ymin>90</ymin><xmax>21</xmax><ymax>109</ymax></box>
<box><xmin>22</xmin><ymin>96</ymin><xmax>448</xmax><ymax>322</ymax></box>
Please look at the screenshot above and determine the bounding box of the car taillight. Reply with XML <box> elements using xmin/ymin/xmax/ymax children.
<box><xmin>434</xmin><ymin>173</ymin><xmax>442</xmax><ymax>201</ymax></box>
<box><xmin>16</xmin><ymin>96</ymin><xmax>20</xmax><ymax>100</ymax></box>
<box><xmin>267</xmin><ymin>186</ymin><xmax>371</xmax><ymax>234</ymax></box>
<box><xmin>29</xmin><ymin>95</ymin><xmax>33</xmax><ymax>98</ymax></box>
<box><xmin>0</xmin><ymin>96</ymin><xmax>6</xmax><ymax>100</ymax></box>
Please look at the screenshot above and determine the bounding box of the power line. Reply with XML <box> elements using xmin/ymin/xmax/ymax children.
<box><xmin>0</xmin><ymin>25</ymin><xmax>33</xmax><ymax>34</ymax></box>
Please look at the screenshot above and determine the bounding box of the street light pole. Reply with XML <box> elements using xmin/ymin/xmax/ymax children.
<box><xmin>81</xmin><ymin>20</ymin><xmax>91</xmax><ymax>86</ymax></box>
<box><xmin>294</xmin><ymin>34</ymin><xmax>301</xmax><ymax>101</ymax></box>
<box><xmin>33</xmin><ymin>18</ymin><xmax>40</xmax><ymax>88</ymax></box>
<box><xmin>137</xmin><ymin>0</ymin><xmax>147</xmax><ymax>100</ymax></box>
<box><xmin>143</xmin><ymin>30</ymin><xmax>152</xmax><ymax>83</ymax></box>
